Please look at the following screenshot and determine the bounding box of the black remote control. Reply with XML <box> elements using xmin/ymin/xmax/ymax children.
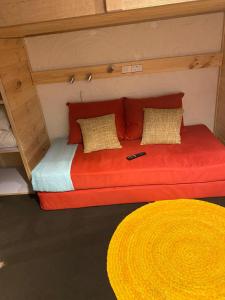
<box><xmin>126</xmin><ymin>152</ymin><xmax>146</xmax><ymax>160</ymax></box>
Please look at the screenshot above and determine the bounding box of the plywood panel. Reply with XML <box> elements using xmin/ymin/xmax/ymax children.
<box><xmin>1</xmin><ymin>0</ymin><xmax>225</xmax><ymax>38</ymax></box>
<box><xmin>0</xmin><ymin>0</ymin><xmax>105</xmax><ymax>27</ymax></box>
<box><xmin>105</xmin><ymin>0</ymin><xmax>123</xmax><ymax>12</ymax></box>
<box><xmin>106</xmin><ymin>0</ymin><xmax>197</xmax><ymax>11</ymax></box>
<box><xmin>0</xmin><ymin>39</ymin><xmax>50</xmax><ymax>178</ymax></box>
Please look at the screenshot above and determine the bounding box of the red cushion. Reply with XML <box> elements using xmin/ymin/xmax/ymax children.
<box><xmin>68</xmin><ymin>99</ymin><xmax>125</xmax><ymax>144</ymax></box>
<box><xmin>124</xmin><ymin>93</ymin><xmax>184</xmax><ymax>140</ymax></box>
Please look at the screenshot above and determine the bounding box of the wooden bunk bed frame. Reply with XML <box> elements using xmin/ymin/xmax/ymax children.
<box><xmin>0</xmin><ymin>0</ymin><xmax>225</xmax><ymax>195</ymax></box>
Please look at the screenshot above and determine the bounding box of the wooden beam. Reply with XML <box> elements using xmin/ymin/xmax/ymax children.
<box><xmin>0</xmin><ymin>39</ymin><xmax>50</xmax><ymax>178</ymax></box>
<box><xmin>0</xmin><ymin>0</ymin><xmax>225</xmax><ymax>38</ymax></box>
<box><xmin>214</xmin><ymin>14</ymin><xmax>225</xmax><ymax>144</ymax></box>
<box><xmin>31</xmin><ymin>52</ymin><xmax>223</xmax><ymax>85</ymax></box>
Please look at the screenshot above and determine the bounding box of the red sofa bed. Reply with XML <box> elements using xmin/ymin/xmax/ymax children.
<box><xmin>38</xmin><ymin>124</ymin><xmax>225</xmax><ymax>210</ymax></box>
<box><xmin>37</xmin><ymin>93</ymin><xmax>225</xmax><ymax>210</ymax></box>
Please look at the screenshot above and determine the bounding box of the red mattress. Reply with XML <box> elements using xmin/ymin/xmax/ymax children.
<box><xmin>39</xmin><ymin>125</ymin><xmax>225</xmax><ymax>210</ymax></box>
<box><xmin>71</xmin><ymin>125</ymin><xmax>225</xmax><ymax>189</ymax></box>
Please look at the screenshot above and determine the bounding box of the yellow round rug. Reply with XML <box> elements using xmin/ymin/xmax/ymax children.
<box><xmin>107</xmin><ymin>199</ymin><xmax>225</xmax><ymax>300</ymax></box>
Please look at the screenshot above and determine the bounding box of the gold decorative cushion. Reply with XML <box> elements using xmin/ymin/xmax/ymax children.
<box><xmin>141</xmin><ymin>108</ymin><xmax>183</xmax><ymax>145</ymax></box>
<box><xmin>77</xmin><ymin>114</ymin><xmax>122</xmax><ymax>153</ymax></box>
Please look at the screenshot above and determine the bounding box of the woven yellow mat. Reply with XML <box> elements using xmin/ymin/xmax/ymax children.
<box><xmin>107</xmin><ymin>199</ymin><xmax>225</xmax><ymax>300</ymax></box>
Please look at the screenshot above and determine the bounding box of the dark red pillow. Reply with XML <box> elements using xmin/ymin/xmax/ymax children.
<box><xmin>124</xmin><ymin>93</ymin><xmax>184</xmax><ymax>140</ymax></box>
<box><xmin>68</xmin><ymin>99</ymin><xmax>125</xmax><ymax>144</ymax></box>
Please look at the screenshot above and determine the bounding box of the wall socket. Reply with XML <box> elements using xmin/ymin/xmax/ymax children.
<box><xmin>122</xmin><ymin>64</ymin><xmax>143</xmax><ymax>73</ymax></box>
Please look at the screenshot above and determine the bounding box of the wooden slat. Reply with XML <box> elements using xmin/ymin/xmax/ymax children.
<box><xmin>0</xmin><ymin>152</ymin><xmax>22</xmax><ymax>168</ymax></box>
<box><xmin>0</xmin><ymin>147</ymin><xmax>19</xmax><ymax>154</ymax></box>
<box><xmin>0</xmin><ymin>39</ymin><xmax>50</xmax><ymax>179</ymax></box>
<box><xmin>0</xmin><ymin>0</ymin><xmax>105</xmax><ymax>27</ymax></box>
<box><xmin>0</xmin><ymin>0</ymin><xmax>225</xmax><ymax>38</ymax></box>
<box><xmin>32</xmin><ymin>52</ymin><xmax>223</xmax><ymax>85</ymax></box>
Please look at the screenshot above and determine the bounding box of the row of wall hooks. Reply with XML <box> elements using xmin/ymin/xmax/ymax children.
<box><xmin>31</xmin><ymin>53</ymin><xmax>222</xmax><ymax>85</ymax></box>
<box><xmin>68</xmin><ymin>64</ymin><xmax>115</xmax><ymax>84</ymax></box>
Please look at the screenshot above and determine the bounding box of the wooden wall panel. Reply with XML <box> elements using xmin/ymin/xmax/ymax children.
<box><xmin>0</xmin><ymin>0</ymin><xmax>105</xmax><ymax>27</ymax></box>
<box><xmin>105</xmin><ymin>0</ymin><xmax>123</xmax><ymax>12</ymax></box>
<box><xmin>0</xmin><ymin>39</ymin><xmax>50</xmax><ymax>178</ymax></box>
<box><xmin>106</xmin><ymin>0</ymin><xmax>196</xmax><ymax>11</ymax></box>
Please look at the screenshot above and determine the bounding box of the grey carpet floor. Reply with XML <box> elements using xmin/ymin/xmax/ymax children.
<box><xmin>0</xmin><ymin>195</ymin><xmax>224</xmax><ymax>300</ymax></box>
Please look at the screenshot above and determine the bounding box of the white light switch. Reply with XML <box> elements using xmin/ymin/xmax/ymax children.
<box><xmin>131</xmin><ymin>65</ymin><xmax>143</xmax><ymax>72</ymax></box>
<box><xmin>122</xmin><ymin>65</ymin><xmax>132</xmax><ymax>73</ymax></box>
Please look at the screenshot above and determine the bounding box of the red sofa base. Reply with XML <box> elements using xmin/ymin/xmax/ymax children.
<box><xmin>38</xmin><ymin>180</ymin><xmax>225</xmax><ymax>210</ymax></box>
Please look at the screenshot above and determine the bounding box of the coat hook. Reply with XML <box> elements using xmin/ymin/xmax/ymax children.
<box><xmin>87</xmin><ymin>73</ymin><xmax>93</xmax><ymax>82</ymax></box>
<box><xmin>107</xmin><ymin>65</ymin><xmax>114</xmax><ymax>73</ymax></box>
<box><xmin>69</xmin><ymin>75</ymin><xmax>75</xmax><ymax>84</ymax></box>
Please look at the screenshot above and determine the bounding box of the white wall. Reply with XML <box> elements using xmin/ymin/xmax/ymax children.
<box><xmin>25</xmin><ymin>13</ymin><xmax>223</xmax><ymax>140</ymax></box>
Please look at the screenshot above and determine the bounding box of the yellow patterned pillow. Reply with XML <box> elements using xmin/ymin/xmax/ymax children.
<box><xmin>77</xmin><ymin>114</ymin><xmax>122</xmax><ymax>153</ymax></box>
<box><xmin>141</xmin><ymin>108</ymin><xmax>183</xmax><ymax>145</ymax></box>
